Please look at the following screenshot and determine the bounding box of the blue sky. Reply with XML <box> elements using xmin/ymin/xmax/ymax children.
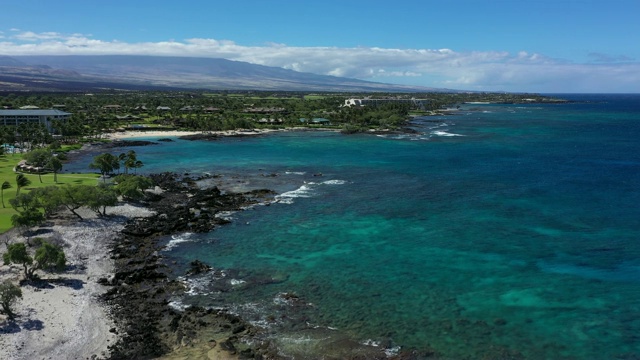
<box><xmin>1</xmin><ymin>0</ymin><xmax>639</xmax><ymax>92</ymax></box>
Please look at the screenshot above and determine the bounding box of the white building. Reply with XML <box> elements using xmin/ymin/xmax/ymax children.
<box><xmin>0</xmin><ymin>109</ymin><xmax>72</xmax><ymax>130</ymax></box>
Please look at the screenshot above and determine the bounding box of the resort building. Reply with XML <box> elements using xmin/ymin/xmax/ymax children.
<box><xmin>0</xmin><ymin>109</ymin><xmax>72</xmax><ymax>130</ymax></box>
<box><xmin>343</xmin><ymin>98</ymin><xmax>431</xmax><ymax>109</ymax></box>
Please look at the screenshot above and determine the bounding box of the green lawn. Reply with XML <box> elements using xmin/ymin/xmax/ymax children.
<box><xmin>0</xmin><ymin>153</ymin><xmax>101</xmax><ymax>233</ymax></box>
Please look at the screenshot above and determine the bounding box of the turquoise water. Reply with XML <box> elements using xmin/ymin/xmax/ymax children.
<box><xmin>68</xmin><ymin>95</ymin><xmax>640</xmax><ymax>359</ymax></box>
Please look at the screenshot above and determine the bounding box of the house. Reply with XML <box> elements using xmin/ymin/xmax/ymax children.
<box><xmin>0</xmin><ymin>109</ymin><xmax>71</xmax><ymax>131</ymax></box>
<box><xmin>300</xmin><ymin>117</ymin><xmax>331</xmax><ymax>125</ymax></box>
<box><xmin>243</xmin><ymin>107</ymin><xmax>286</xmax><ymax>114</ymax></box>
<box><xmin>203</xmin><ymin>107</ymin><xmax>220</xmax><ymax>113</ymax></box>
<box><xmin>102</xmin><ymin>105</ymin><xmax>122</xmax><ymax>111</ymax></box>
<box><xmin>156</xmin><ymin>106</ymin><xmax>171</xmax><ymax>111</ymax></box>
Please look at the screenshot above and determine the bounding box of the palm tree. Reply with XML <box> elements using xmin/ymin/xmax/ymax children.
<box><xmin>1</xmin><ymin>181</ymin><xmax>11</xmax><ymax>208</ymax></box>
<box><xmin>89</xmin><ymin>153</ymin><xmax>120</xmax><ymax>183</ymax></box>
<box><xmin>48</xmin><ymin>157</ymin><xmax>63</xmax><ymax>183</ymax></box>
<box><xmin>15</xmin><ymin>174</ymin><xmax>31</xmax><ymax>196</ymax></box>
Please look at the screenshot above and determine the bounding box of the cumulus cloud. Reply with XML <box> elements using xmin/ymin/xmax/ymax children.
<box><xmin>1</xmin><ymin>30</ymin><xmax>639</xmax><ymax>92</ymax></box>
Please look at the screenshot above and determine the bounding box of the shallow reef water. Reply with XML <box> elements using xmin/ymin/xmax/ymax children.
<box><xmin>68</xmin><ymin>94</ymin><xmax>640</xmax><ymax>359</ymax></box>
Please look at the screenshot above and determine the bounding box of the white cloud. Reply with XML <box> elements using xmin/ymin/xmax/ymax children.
<box><xmin>1</xmin><ymin>30</ymin><xmax>639</xmax><ymax>92</ymax></box>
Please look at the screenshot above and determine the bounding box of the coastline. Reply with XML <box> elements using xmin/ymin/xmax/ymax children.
<box><xmin>104</xmin><ymin>128</ymin><xmax>286</xmax><ymax>140</ymax></box>
<box><xmin>0</xmin><ymin>205</ymin><xmax>155</xmax><ymax>360</ymax></box>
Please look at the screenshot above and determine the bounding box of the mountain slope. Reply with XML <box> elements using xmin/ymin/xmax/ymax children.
<box><xmin>1</xmin><ymin>55</ymin><xmax>452</xmax><ymax>92</ymax></box>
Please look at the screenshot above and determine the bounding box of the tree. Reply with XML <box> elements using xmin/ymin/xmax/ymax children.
<box><xmin>58</xmin><ymin>185</ymin><xmax>94</xmax><ymax>220</ymax></box>
<box><xmin>0</xmin><ymin>281</ymin><xmax>22</xmax><ymax>321</ymax></box>
<box><xmin>1</xmin><ymin>180</ymin><xmax>11</xmax><ymax>208</ymax></box>
<box><xmin>15</xmin><ymin>173</ymin><xmax>31</xmax><ymax>196</ymax></box>
<box><xmin>113</xmin><ymin>174</ymin><xmax>153</xmax><ymax>201</ymax></box>
<box><xmin>87</xmin><ymin>184</ymin><xmax>118</xmax><ymax>217</ymax></box>
<box><xmin>23</xmin><ymin>148</ymin><xmax>51</xmax><ymax>183</ymax></box>
<box><xmin>89</xmin><ymin>153</ymin><xmax>120</xmax><ymax>183</ymax></box>
<box><xmin>47</xmin><ymin>156</ymin><xmax>63</xmax><ymax>183</ymax></box>
<box><xmin>10</xmin><ymin>192</ymin><xmax>45</xmax><ymax>241</ymax></box>
<box><xmin>3</xmin><ymin>241</ymin><xmax>66</xmax><ymax>281</ymax></box>
<box><xmin>31</xmin><ymin>186</ymin><xmax>63</xmax><ymax>218</ymax></box>
<box><xmin>34</xmin><ymin>241</ymin><xmax>66</xmax><ymax>272</ymax></box>
<box><xmin>121</xmin><ymin>150</ymin><xmax>143</xmax><ymax>174</ymax></box>
<box><xmin>3</xmin><ymin>243</ymin><xmax>34</xmax><ymax>280</ymax></box>
<box><xmin>10</xmin><ymin>209</ymin><xmax>45</xmax><ymax>241</ymax></box>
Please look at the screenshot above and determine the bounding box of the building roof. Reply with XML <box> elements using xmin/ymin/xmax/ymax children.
<box><xmin>0</xmin><ymin>109</ymin><xmax>71</xmax><ymax>116</ymax></box>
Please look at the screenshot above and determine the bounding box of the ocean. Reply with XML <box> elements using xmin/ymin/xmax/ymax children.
<box><xmin>66</xmin><ymin>94</ymin><xmax>640</xmax><ymax>359</ymax></box>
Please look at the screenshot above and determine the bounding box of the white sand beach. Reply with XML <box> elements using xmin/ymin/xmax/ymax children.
<box><xmin>105</xmin><ymin>128</ymin><xmax>281</xmax><ymax>140</ymax></box>
<box><xmin>0</xmin><ymin>204</ymin><xmax>155</xmax><ymax>360</ymax></box>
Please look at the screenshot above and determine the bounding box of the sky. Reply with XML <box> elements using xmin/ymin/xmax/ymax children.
<box><xmin>0</xmin><ymin>0</ymin><xmax>639</xmax><ymax>93</ymax></box>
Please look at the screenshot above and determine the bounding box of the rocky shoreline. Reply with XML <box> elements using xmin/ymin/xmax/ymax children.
<box><xmin>99</xmin><ymin>172</ymin><xmax>279</xmax><ymax>359</ymax></box>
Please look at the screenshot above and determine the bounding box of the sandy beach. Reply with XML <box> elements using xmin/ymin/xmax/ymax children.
<box><xmin>104</xmin><ymin>128</ymin><xmax>282</xmax><ymax>140</ymax></box>
<box><xmin>0</xmin><ymin>205</ymin><xmax>155</xmax><ymax>360</ymax></box>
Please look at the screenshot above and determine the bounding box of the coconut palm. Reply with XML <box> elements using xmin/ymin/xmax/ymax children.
<box><xmin>48</xmin><ymin>156</ymin><xmax>63</xmax><ymax>183</ymax></box>
<box><xmin>1</xmin><ymin>181</ymin><xmax>11</xmax><ymax>208</ymax></box>
<box><xmin>15</xmin><ymin>174</ymin><xmax>31</xmax><ymax>196</ymax></box>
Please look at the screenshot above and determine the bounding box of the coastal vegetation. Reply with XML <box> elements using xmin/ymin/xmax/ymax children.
<box><xmin>0</xmin><ymin>153</ymin><xmax>100</xmax><ymax>233</ymax></box>
<box><xmin>3</xmin><ymin>240</ymin><xmax>66</xmax><ymax>281</ymax></box>
<box><xmin>1</xmin><ymin>90</ymin><xmax>563</xmax><ymax>139</ymax></box>
<box><xmin>0</xmin><ymin>280</ymin><xmax>22</xmax><ymax>320</ymax></box>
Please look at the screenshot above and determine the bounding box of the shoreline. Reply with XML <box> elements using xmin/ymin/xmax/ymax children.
<box><xmin>104</xmin><ymin>128</ymin><xmax>293</xmax><ymax>140</ymax></box>
<box><xmin>0</xmin><ymin>205</ymin><xmax>155</xmax><ymax>360</ymax></box>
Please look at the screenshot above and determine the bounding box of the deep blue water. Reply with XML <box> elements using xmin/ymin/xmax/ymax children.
<box><xmin>67</xmin><ymin>94</ymin><xmax>640</xmax><ymax>359</ymax></box>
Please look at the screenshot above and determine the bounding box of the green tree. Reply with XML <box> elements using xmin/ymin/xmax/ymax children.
<box><xmin>15</xmin><ymin>173</ymin><xmax>31</xmax><ymax>196</ymax></box>
<box><xmin>47</xmin><ymin>156</ymin><xmax>63</xmax><ymax>183</ymax></box>
<box><xmin>3</xmin><ymin>243</ymin><xmax>34</xmax><ymax>280</ymax></box>
<box><xmin>121</xmin><ymin>150</ymin><xmax>143</xmax><ymax>174</ymax></box>
<box><xmin>31</xmin><ymin>186</ymin><xmax>63</xmax><ymax>218</ymax></box>
<box><xmin>89</xmin><ymin>153</ymin><xmax>120</xmax><ymax>183</ymax></box>
<box><xmin>10</xmin><ymin>193</ymin><xmax>45</xmax><ymax>241</ymax></box>
<box><xmin>58</xmin><ymin>185</ymin><xmax>94</xmax><ymax>220</ymax></box>
<box><xmin>0</xmin><ymin>281</ymin><xmax>22</xmax><ymax>321</ymax></box>
<box><xmin>87</xmin><ymin>184</ymin><xmax>118</xmax><ymax>217</ymax></box>
<box><xmin>113</xmin><ymin>174</ymin><xmax>153</xmax><ymax>200</ymax></box>
<box><xmin>10</xmin><ymin>209</ymin><xmax>45</xmax><ymax>240</ymax></box>
<box><xmin>23</xmin><ymin>148</ymin><xmax>51</xmax><ymax>183</ymax></box>
<box><xmin>34</xmin><ymin>241</ymin><xmax>66</xmax><ymax>272</ymax></box>
<box><xmin>3</xmin><ymin>241</ymin><xmax>66</xmax><ymax>281</ymax></box>
<box><xmin>1</xmin><ymin>180</ymin><xmax>11</xmax><ymax>208</ymax></box>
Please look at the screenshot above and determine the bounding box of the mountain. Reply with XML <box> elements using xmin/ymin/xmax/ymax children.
<box><xmin>0</xmin><ymin>55</ymin><xmax>452</xmax><ymax>92</ymax></box>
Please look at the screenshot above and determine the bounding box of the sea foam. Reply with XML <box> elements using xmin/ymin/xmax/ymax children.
<box><xmin>275</xmin><ymin>179</ymin><xmax>347</xmax><ymax>204</ymax></box>
<box><xmin>164</xmin><ymin>232</ymin><xmax>194</xmax><ymax>251</ymax></box>
<box><xmin>432</xmin><ymin>130</ymin><xmax>465</xmax><ymax>137</ymax></box>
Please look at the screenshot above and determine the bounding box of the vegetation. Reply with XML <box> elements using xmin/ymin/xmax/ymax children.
<box><xmin>89</xmin><ymin>153</ymin><xmax>120</xmax><ymax>182</ymax></box>
<box><xmin>0</xmin><ymin>152</ymin><xmax>100</xmax><ymax>233</ymax></box>
<box><xmin>0</xmin><ymin>90</ymin><xmax>564</xmax><ymax>140</ymax></box>
<box><xmin>10</xmin><ymin>192</ymin><xmax>46</xmax><ymax>240</ymax></box>
<box><xmin>113</xmin><ymin>174</ymin><xmax>153</xmax><ymax>201</ymax></box>
<box><xmin>0</xmin><ymin>280</ymin><xmax>22</xmax><ymax>320</ymax></box>
<box><xmin>15</xmin><ymin>174</ymin><xmax>31</xmax><ymax>196</ymax></box>
<box><xmin>2</xmin><ymin>241</ymin><xmax>66</xmax><ymax>281</ymax></box>
<box><xmin>1</xmin><ymin>181</ymin><xmax>11</xmax><ymax>208</ymax></box>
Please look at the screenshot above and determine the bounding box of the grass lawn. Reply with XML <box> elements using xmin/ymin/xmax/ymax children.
<box><xmin>0</xmin><ymin>153</ymin><xmax>101</xmax><ymax>234</ymax></box>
